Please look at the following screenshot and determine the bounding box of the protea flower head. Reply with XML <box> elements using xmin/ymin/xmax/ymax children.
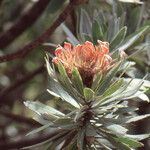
<box><xmin>25</xmin><ymin>40</ymin><xmax>150</xmax><ymax>150</ymax></box>
<box><xmin>52</xmin><ymin>40</ymin><xmax>112</xmax><ymax>87</ymax></box>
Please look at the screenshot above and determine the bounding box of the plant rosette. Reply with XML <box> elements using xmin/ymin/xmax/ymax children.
<box><xmin>25</xmin><ymin>40</ymin><xmax>150</xmax><ymax>150</ymax></box>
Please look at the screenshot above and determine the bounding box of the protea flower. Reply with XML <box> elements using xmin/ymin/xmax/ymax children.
<box><xmin>24</xmin><ymin>40</ymin><xmax>150</xmax><ymax>150</ymax></box>
<box><xmin>52</xmin><ymin>41</ymin><xmax>112</xmax><ymax>87</ymax></box>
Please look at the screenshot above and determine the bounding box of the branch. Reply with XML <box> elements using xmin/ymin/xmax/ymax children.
<box><xmin>0</xmin><ymin>0</ymin><xmax>4</xmax><ymax>7</ymax></box>
<box><xmin>0</xmin><ymin>65</ymin><xmax>45</xmax><ymax>100</ymax></box>
<box><xmin>0</xmin><ymin>0</ymin><xmax>78</xmax><ymax>63</ymax></box>
<box><xmin>0</xmin><ymin>0</ymin><xmax>50</xmax><ymax>49</ymax></box>
<box><xmin>0</xmin><ymin>110</ymin><xmax>41</xmax><ymax>127</ymax></box>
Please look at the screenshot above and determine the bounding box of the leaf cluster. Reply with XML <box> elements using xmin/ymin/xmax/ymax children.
<box><xmin>24</xmin><ymin>1</ymin><xmax>150</xmax><ymax>149</ymax></box>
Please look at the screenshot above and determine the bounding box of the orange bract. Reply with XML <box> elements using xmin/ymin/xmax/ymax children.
<box><xmin>52</xmin><ymin>41</ymin><xmax>112</xmax><ymax>87</ymax></box>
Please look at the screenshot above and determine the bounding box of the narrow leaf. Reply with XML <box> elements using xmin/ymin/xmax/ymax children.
<box><xmin>77</xmin><ymin>129</ymin><xmax>85</xmax><ymax>150</ymax></box>
<box><xmin>45</xmin><ymin>56</ymin><xmax>55</xmax><ymax>79</ymax></box>
<box><xmin>96</xmin><ymin>61</ymin><xmax>122</xmax><ymax>95</ymax></box>
<box><xmin>92</xmin><ymin>20</ymin><xmax>103</xmax><ymax>44</ymax></box>
<box><xmin>125</xmin><ymin>134</ymin><xmax>150</xmax><ymax>141</ymax></box>
<box><xmin>100</xmin><ymin>131</ymin><xmax>131</xmax><ymax>150</ymax></box>
<box><xmin>102</xmin><ymin>79</ymin><xmax>124</xmax><ymax>98</ymax></box>
<box><xmin>83</xmin><ymin>88</ymin><xmax>95</xmax><ymax>101</ymax></box>
<box><xmin>126</xmin><ymin>114</ymin><xmax>150</xmax><ymax>123</ymax></box>
<box><xmin>107</xmin><ymin>124</ymin><xmax>128</xmax><ymax>135</ymax></box>
<box><xmin>47</xmin><ymin>89</ymin><xmax>60</xmax><ymax>98</ymax></box>
<box><xmin>91</xmin><ymin>72</ymin><xmax>102</xmax><ymax>91</ymax></box>
<box><xmin>48</xmin><ymin>77</ymin><xmax>80</xmax><ymax>108</ymax></box>
<box><xmin>57</xmin><ymin>63</ymin><xmax>84</xmax><ymax>104</ymax></box>
<box><xmin>72</xmin><ymin>67</ymin><xmax>84</xmax><ymax>95</ymax></box>
<box><xmin>118</xmin><ymin>26</ymin><xmax>149</xmax><ymax>51</ymax></box>
<box><xmin>99</xmin><ymin>78</ymin><xmax>144</xmax><ymax>106</ymax></box>
<box><xmin>27</xmin><ymin>123</ymin><xmax>52</xmax><ymax>136</ymax></box>
<box><xmin>113</xmin><ymin>136</ymin><xmax>144</xmax><ymax>148</ymax></box>
<box><xmin>61</xmin><ymin>24</ymin><xmax>79</xmax><ymax>45</ymax></box>
<box><xmin>110</xmin><ymin>26</ymin><xmax>127</xmax><ymax>50</ymax></box>
<box><xmin>24</xmin><ymin>101</ymin><xmax>64</xmax><ymax>118</ymax></box>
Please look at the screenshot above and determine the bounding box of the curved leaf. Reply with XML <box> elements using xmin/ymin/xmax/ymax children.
<box><xmin>110</xmin><ymin>26</ymin><xmax>127</xmax><ymax>51</ymax></box>
<box><xmin>117</xmin><ymin>26</ymin><xmax>149</xmax><ymax>51</ymax></box>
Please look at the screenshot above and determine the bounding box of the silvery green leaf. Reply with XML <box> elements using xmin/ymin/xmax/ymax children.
<box><xmin>99</xmin><ymin>130</ymin><xmax>131</xmax><ymax>150</ymax></box>
<box><xmin>57</xmin><ymin>62</ymin><xmax>69</xmax><ymax>81</ymax></box>
<box><xmin>115</xmin><ymin>107</ymin><xmax>138</xmax><ymax>116</ymax></box>
<box><xmin>94</xmin><ymin>108</ymin><xmax>110</xmax><ymax>115</ymax></box>
<box><xmin>137</xmin><ymin>92</ymin><xmax>149</xmax><ymax>102</ymax></box>
<box><xmin>59</xmin><ymin>75</ymin><xmax>83</xmax><ymax>104</ymax></box>
<box><xmin>118</xmin><ymin>0</ymin><xmax>143</xmax><ymax>4</ymax></box>
<box><xmin>52</xmin><ymin>123</ymin><xmax>76</xmax><ymax>130</ymax></box>
<box><xmin>102</xmin><ymin>79</ymin><xmax>124</xmax><ymax>98</ymax></box>
<box><xmin>77</xmin><ymin>128</ymin><xmax>85</xmax><ymax>150</ymax></box>
<box><xmin>107</xmin><ymin>17</ymin><xmax>116</xmax><ymax>42</ymax></box>
<box><xmin>125</xmin><ymin>134</ymin><xmax>150</xmax><ymax>141</ymax></box>
<box><xmin>110</xmin><ymin>26</ymin><xmax>127</xmax><ymax>51</ymax></box>
<box><xmin>99</xmin><ymin>79</ymin><xmax>144</xmax><ymax>106</ymax></box>
<box><xmin>106</xmin><ymin>124</ymin><xmax>128</xmax><ymax>135</ymax></box>
<box><xmin>98</xmin><ymin>143</ymin><xmax>112</xmax><ymax>150</ymax></box>
<box><xmin>54</xmin><ymin>131</ymin><xmax>76</xmax><ymax>149</ymax></box>
<box><xmin>109</xmin><ymin>139</ymin><xmax>131</xmax><ymax>150</ymax></box>
<box><xmin>122</xmin><ymin>78</ymin><xmax>144</xmax><ymax>92</ymax></box>
<box><xmin>114</xmin><ymin>17</ymin><xmax>120</xmax><ymax>38</ymax></box>
<box><xmin>123</xmin><ymin>91</ymin><xmax>149</xmax><ymax>102</ymax></box>
<box><xmin>45</xmin><ymin>56</ymin><xmax>56</xmax><ymax>79</ymax></box>
<box><xmin>47</xmin><ymin>89</ymin><xmax>60</xmax><ymax>98</ymax></box>
<box><xmin>22</xmin><ymin>141</ymin><xmax>50</xmax><ymax>150</ymax></box>
<box><xmin>33</xmin><ymin>115</ymin><xmax>50</xmax><ymax>125</ymax></box>
<box><xmin>107</xmin><ymin>14</ymin><xmax>120</xmax><ymax>42</ymax></box>
<box><xmin>86</xmin><ymin>124</ymin><xmax>97</xmax><ymax>137</ymax></box>
<box><xmin>124</xmin><ymin>78</ymin><xmax>150</xmax><ymax>91</ymax></box>
<box><xmin>80</xmin><ymin>9</ymin><xmax>92</xmax><ymax>35</ymax></box>
<box><xmin>92</xmin><ymin>20</ymin><xmax>103</xmax><ymax>44</ymax></box>
<box><xmin>92</xmin><ymin>72</ymin><xmax>103</xmax><ymax>91</ymax></box>
<box><xmin>98</xmin><ymin>117</ymin><xmax>126</xmax><ymax>126</ymax></box>
<box><xmin>72</xmin><ymin>67</ymin><xmax>84</xmax><ymax>95</ymax></box>
<box><xmin>43</xmin><ymin>43</ymin><xmax>57</xmax><ymax>48</ymax></box>
<box><xmin>27</xmin><ymin>123</ymin><xmax>53</xmax><ymax>136</ymax></box>
<box><xmin>22</xmin><ymin>130</ymin><xmax>66</xmax><ymax>149</ymax></box>
<box><xmin>117</xmin><ymin>26</ymin><xmax>149</xmax><ymax>51</ymax></box>
<box><xmin>57</xmin><ymin>62</ymin><xmax>84</xmax><ymax>104</ymax></box>
<box><xmin>48</xmin><ymin>78</ymin><xmax>80</xmax><ymax>108</ymax></box>
<box><xmin>93</xmin><ymin>102</ymin><xmax>121</xmax><ymax>114</ymax></box>
<box><xmin>125</xmin><ymin>67</ymin><xmax>140</xmax><ymax>78</ymax></box>
<box><xmin>108</xmin><ymin>78</ymin><xmax>134</xmax><ymax>96</ymax></box>
<box><xmin>62</xmin><ymin>138</ymin><xmax>77</xmax><ymax>150</ymax></box>
<box><xmin>54</xmin><ymin>118</ymin><xmax>74</xmax><ymax>126</ymax></box>
<box><xmin>95</xmin><ymin>136</ymin><xmax>113</xmax><ymax>149</ymax></box>
<box><xmin>60</xmin><ymin>131</ymin><xmax>77</xmax><ymax>149</ymax></box>
<box><xmin>84</xmin><ymin>88</ymin><xmax>95</xmax><ymax>101</ymax></box>
<box><xmin>61</xmin><ymin>24</ymin><xmax>79</xmax><ymax>45</ymax></box>
<box><xmin>119</xmin><ymin>61</ymin><xmax>136</xmax><ymax>72</ymax></box>
<box><xmin>42</xmin><ymin>130</ymin><xmax>69</xmax><ymax>150</ymax></box>
<box><xmin>113</xmin><ymin>136</ymin><xmax>143</xmax><ymax>148</ymax></box>
<box><xmin>126</xmin><ymin>114</ymin><xmax>150</xmax><ymax>123</ymax></box>
<box><xmin>74</xmin><ymin>109</ymin><xmax>86</xmax><ymax>122</ymax></box>
<box><xmin>78</xmin><ymin>9</ymin><xmax>92</xmax><ymax>42</ymax></box>
<box><xmin>96</xmin><ymin>62</ymin><xmax>122</xmax><ymax>95</ymax></box>
<box><xmin>24</xmin><ymin>101</ymin><xmax>64</xmax><ymax>118</ymax></box>
<box><xmin>48</xmin><ymin>62</ymin><xmax>82</xmax><ymax>107</ymax></box>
